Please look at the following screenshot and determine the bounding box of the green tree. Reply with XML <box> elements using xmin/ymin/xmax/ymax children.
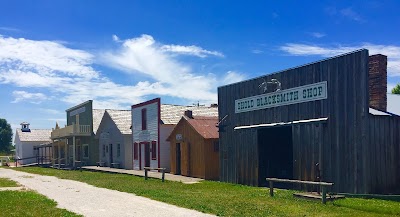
<box><xmin>0</xmin><ymin>118</ymin><xmax>13</xmax><ymax>152</ymax></box>
<box><xmin>392</xmin><ymin>84</ymin><xmax>400</xmax><ymax>94</ymax></box>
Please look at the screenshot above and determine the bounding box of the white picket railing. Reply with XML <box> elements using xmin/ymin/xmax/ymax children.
<box><xmin>51</xmin><ymin>124</ymin><xmax>91</xmax><ymax>139</ymax></box>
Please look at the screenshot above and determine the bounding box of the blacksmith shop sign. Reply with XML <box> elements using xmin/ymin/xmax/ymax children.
<box><xmin>235</xmin><ymin>81</ymin><xmax>327</xmax><ymax>113</ymax></box>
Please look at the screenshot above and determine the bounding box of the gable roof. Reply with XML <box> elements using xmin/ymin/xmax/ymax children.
<box><xmin>93</xmin><ymin>109</ymin><xmax>105</xmax><ymax>135</ymax></box>
<box><xmin>160</xmin><ymin>104</ymin><xmax>218</xmax><ymax>125</ymax></box>
<box><xmin>187</xmin><ymin>116</ymin><xmax>219</xmax><ymax>139</ymax></box>
<box><xmin>167</xmin><ymin>115</ymin><xmax>219</xmax><ymax>141</ymax></box>
<box><xmin>105</xmin><ymin>109</ymin><xmax>131</xmax><ymax>135</ymax></box>
<box><xmin>16</xmin><ymin>129</ymin><xmax>52</xmax><ymax>142</ymax></box>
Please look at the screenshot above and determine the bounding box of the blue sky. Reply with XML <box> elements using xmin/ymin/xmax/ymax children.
<box><xmin>1</xmin><ymin>0</ymin><xmax>399</xmax><ymax>135</ymax></box>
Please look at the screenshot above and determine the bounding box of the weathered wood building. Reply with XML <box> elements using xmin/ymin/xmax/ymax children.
<box><xmin>168</xmin><ymin>111</ymin><xmax>219</xmax><ymax>180</ymax></box>
<box><xmin>218</xmin><ymin>50</ymin><xmax>400</xmax><ymax>194</ymax></box>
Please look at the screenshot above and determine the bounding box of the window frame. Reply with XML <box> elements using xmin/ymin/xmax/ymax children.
<box><xmin>151</xmin><ymin>141</ymin><xmax>157</xmax><ymax>160</ymax></box>
<box><xmin>141</xmin><ymin>108</ymin><xmax>147</xmax><ymax>130</ymax></box>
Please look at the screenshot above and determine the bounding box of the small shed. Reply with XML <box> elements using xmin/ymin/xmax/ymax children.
<box><xmin>168</xmin><ymin>111</ymin><xmax>219</xmax><ymax>180</ymax></box>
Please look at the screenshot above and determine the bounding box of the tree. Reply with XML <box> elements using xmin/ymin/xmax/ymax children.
<box><xmin>0</xmin><ymin>118</ymin><xmax>13</xmax><ymax>153</ymax></box>
<box><xmin>392</xmin><ymin>84</ymin><xmax>400</xmax><ymax>94</ymax></box>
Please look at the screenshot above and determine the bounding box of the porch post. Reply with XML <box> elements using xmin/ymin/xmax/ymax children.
<box><xmin>52</xmin><ymin>140</ymin><xmax>55</xmax><ymax>167</ymax></box>
<box><xmin>73</xmin><ymin>136</ymin><xmax>76</xmax><ymax>167</ymax></box>
<box><xmin>64</xmin><ymin>139</ymin><xmax>68</xmax><ymax>166</ymax></box>
<box><xmin>58</xmin><ymin>141</ymin><xmax>61</xmax><ymax>168</ymax></box>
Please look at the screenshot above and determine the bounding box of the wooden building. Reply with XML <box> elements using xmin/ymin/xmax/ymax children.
<box><xmin>168</xmin><ymin>111</ymin><xmax>219</xmax><ymax>180</ymax></box>
<box><xmin>51</xmin><ymin>100</ymin><xmax>105</xmax><ymax>167</ymax></box>
<box><xmin>96</xmin><ymin>110</ymin><xmax>132</xmax><ymax>169</ymax></box>
<box><xmin>218</xmin><ymin>50</ymin><xmax>400</xmax><ymax>194</ymax></box>
<box><xmin>131</xmin><ymin>98</ymin><xmax>218</xmax><ymax>171</ymax></box>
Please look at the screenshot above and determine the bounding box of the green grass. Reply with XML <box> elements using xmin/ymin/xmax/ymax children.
<box><xmin>0</xmin><ymin>177</ymin><xmax>19</xmax><ymax>187</ymax></box>
<box><xmin>0</xmin><ymin>190</ymin><xmax>81</xmax><ymax>217</ymax></box>
<box><xmin>9</xmin><ymin>167</ymin><xmax>400</xmax><ymax>217</ymax></box>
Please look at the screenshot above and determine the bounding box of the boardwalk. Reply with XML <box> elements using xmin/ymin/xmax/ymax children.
<box><xmin>82</xmin><ymin>166</ymin><xmax>203</xmax><ymax>184</ymax></box>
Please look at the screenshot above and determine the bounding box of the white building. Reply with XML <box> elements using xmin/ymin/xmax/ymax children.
<box><xmin>14</xmin><ymin>122</ymin><xmax>52</xmax><ymax>165</ymax></box>
<box><xmin>131</xmin><ymin>98</ymin><xmax>218</xmax><ymax>171</ymax></box>
<box><xmin>387</xmin><ymin>93</ymin><xmax>400</xmax><ymax>115</ymax></box>
<box><xmin>96</xmin><ymin>110</ymin><xmax>133</xmax><ymax>169</ymax></box>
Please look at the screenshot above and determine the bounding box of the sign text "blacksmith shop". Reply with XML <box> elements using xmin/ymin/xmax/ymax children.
<box><xmin>235</xmin><ymin>81</ymin><xmax>327</xmax><ymax>113</ymax></box>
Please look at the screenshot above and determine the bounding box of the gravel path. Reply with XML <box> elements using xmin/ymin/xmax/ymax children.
<box><xmin>0</xmin><ymin>168</ymin><xmax>214</xmax><ymax>217</ymax></box>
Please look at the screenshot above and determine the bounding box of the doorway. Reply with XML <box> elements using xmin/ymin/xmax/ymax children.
<box><xmin>109</xmin><ymin>144</ymin><xmax>113</xmax><ymax>164</ymax></box>
<box><xmin>258</xmin><ymin>126</ymin><xmax>293</xmax><ymax>187</ymax></box>
<box><xmin>144</xmin><ymin>143</ymin><xmax>150</xmax><ymax>167</ymax></box>
<box><xmin>176</xmin><ymin>143</ymin><xmax>181</xmax><ymax>175</ymax></box>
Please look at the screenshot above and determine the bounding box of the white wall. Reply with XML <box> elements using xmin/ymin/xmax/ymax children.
<box><xmin>15</xmin><ymin>140</ymin><xmax>44</xmax><ymax>165</ymax></box>
<box><xmin>132</xmin><ymin>101</ymin><xmax>159</xmax><ymax>170</ymax></box>
<box><xmin>160</xmin><ymin>125</ymin><xmax>173</xmax><ymax>172</ymax></box>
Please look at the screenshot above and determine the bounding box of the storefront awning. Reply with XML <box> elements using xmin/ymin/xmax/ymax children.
<box><xmin>234</xmin><ymin>117</ymin><xmax>328</xmax><ymax>130</ymax></box>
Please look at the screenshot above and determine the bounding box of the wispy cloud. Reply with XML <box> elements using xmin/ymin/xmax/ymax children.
<box><xmin>0</xmin><ymin>27</ymin><xmax>22</xmax><ymax>32</ymax></box>
<box><xmin>39</xmin><ymin>108</ymin><xmax>63</xmax><ymax>115</ymax></box>
<box><xmin>388</xmin><ymin>83</ymin><xmax>396</xmax><ymax>93</ymax></box>
<box><xmin>340</xmin><ymin>8</ymin><xmax>364</xmax><ymax>22</ymax></box>
<box><xmin>0</xmin><ymin>35</ymin><xmax>241</xmax><ymax>108</ymax></box>
<box><xmin>280</xmin><ymin>43</ymin><xmax>400</xmax><ymax>77</ymax></box>
<box><xmin>12</xmin><ymin>91</ymin><xmax>48</xmax><ymax>103</ymax></box>
<box><xmin>251</xmin><ymin>49</ymin><xmax>264</xmax><ymax>54</ymax></box>
<box><xmin>309</xmin><ymin>32</ymin><xmax>326</xmax><ymax>38</ymax></box>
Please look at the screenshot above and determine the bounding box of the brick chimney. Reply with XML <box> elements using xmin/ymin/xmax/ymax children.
<box><xmin>184</xmin><ymin>110</ymin><xmax>193</xmax><ymax>119</ymax></box>
<box><xmin>368</xmin><ymin>54</ymin><xmax>387</xmax><ymax>111</ymax></box>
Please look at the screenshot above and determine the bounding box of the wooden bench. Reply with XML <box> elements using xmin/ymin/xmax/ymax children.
<box><xmin>74</xmin><ymin>160</ymin><xmax>86</xmax><ymax>171</ymax></box>
<box><xmin>110</xmin><ymin>162</ymin><xmax>120</xmax><ymax>168</ymax></box>
<box><xmin>96</xmin><ymin>161</ymin><xmax>105</xmax><ymax>167</ymax></box>
<box><xmin>266</xmin><ymin>178</ymin><xmax>334</xmax><ymax>204</ymax></box>
<box><xmin>144</xmin><ymin>167</ymin><xmax>166</xmax><ymax>182</ymax></box>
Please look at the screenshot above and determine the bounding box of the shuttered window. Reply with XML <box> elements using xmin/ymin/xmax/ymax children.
<box><xmin>141</xmin><ymin>108</ymin><xmax>147</xmax><ymax>130</ymax></box>
<box><xmin>134</xmin><ymin>142</ymin><xmax>138</xmax><ymax>160</ymax></box>
<box><xmin>151</xmin><ymin>141</ymin><xmax>157</xmax><ymax>160</ymax></box>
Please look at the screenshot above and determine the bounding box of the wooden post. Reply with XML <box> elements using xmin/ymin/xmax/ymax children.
<box><xmin>269</xmin><ymin>181</ymin><xmax>274</xmax><ymax>197</ymax></box>
<box><xmin>73</xmin><ymin>136</ymin><xmax>76</xmax><ymax>168</ymax></box>
<box><xmin>162</xmin><ymin>169</ymin><xmax>165</xmax><ymax>182</ymax></box>
<box><xmin>145</xmin><ymin>168</ymin><xmax>148</xmax><ymax>180</ymax></box>
<box><xmin>321</xmin><ymin>185</ymin><xmax>327</xmax><ymax>204</ymax></box>
<box><xmin>58</xmin><ymin>143</ymin><xmax>61</xmax><ymax>169</ymax></box>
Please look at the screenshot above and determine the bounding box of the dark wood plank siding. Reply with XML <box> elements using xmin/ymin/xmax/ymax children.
<box><xmin>367</xmin><ymin>115</ymin><xmax>400</xmax><ymax>193</ymax></box>
<box><xmin>218</xmin><ymin>50</ymin><xmax>378</xmax><ymax>193</ymax></box>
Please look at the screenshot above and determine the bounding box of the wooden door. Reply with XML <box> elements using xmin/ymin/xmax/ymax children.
<box><xmin>176</xmin><ymin>143</ymin><xmax>181</xmax><ymax>175</ymax></box>
<box><xmin>144</xmin><ymin>143</ymin><xmax>150</xmax><ymax>167</ymax></box>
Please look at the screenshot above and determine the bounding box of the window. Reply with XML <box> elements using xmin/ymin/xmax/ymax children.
<box><xmin>102</xmin><ymin>145</ymin><xmax>105</xmax><ymax>157</ymax></box>
<box><xmin>151</xmin><ymin>141</ymin><xmax>157</xmax><ymax>160</ymax></box>
<box><xmin>214</xmin><ymin>140</ymin><xmax>219</xmax><ymax>152</ymax></box>
<box><xmin>83</xmin><ymin>144</ymin><xmax>89</xmax><ymax>158</ymax></box>
<box><xmin>117</xmin><ymin>144</ymin><xmax>121</xmax><ymax>157</ymax></box>
<box><xmin>134</xmin><ymin>143</ymin><xmax>138</xmax><ymax>160</ymax></box>
<box><xmin>141</xmin><ymin>108</ymin><xmax>147</xmax><ymax>130</ymax></box>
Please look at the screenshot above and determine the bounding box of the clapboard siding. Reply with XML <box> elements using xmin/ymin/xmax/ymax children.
<box><xmin>218</xmin><ymin>50</ymin><xmax>388</xmax><ymax>193</ymax></box>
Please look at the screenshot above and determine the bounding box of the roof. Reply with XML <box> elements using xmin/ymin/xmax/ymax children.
<box><xmin>369</xmin><ymin>107</ymin><xmax>392</xmax><ymax>116</ymax></box>
<box><xmin>105</xmin><ymin>110</ymin><xmax>132</xmax><ymax>134</ymax></box>
<box><xmin>186</xmin><ymin>116</ymin><xmax>219</xmax><ymax>139</ymax></box>
<box><xmin>160</xmin><ymin>104</ymin><xmax>218</xmax><ymax>125</ymax></box>
<box><xmin>387</xmin><ymin>93</ymin><xmax>400</xmax><ymax>115</ymax></box>
<box><xmin>93</xmin><ymin>109</ymin><xmax>105</xmax><ymax>134</ymax></box>
<box><xmin>16</xmin><ymin>129</ymin><xmax>52</xmax><ymax>142</ymax></box>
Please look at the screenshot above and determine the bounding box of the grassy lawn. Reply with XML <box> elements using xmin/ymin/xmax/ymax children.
<box><xmin>0</xmin><ymin>190</ymin><xmax>81</xmax><ymax>217</ymax></box>
<box><xmin>0</xmin><ymin>177</ymin><xmax>19</xmax><ymax>187</ymax></box>
<box><xmin>9</xmin><ymin>167</ymin><xmax>400</xmax><ymax>217</ymax></box>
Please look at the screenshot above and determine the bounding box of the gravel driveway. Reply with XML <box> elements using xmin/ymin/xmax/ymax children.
<box><xmin>0</xmin><ymin>168</ymin><xmax>214</xmax><ymax>217</ymax></box>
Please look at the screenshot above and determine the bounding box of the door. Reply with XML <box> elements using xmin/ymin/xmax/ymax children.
<box><xmin>176</xmin><ymin>143</ymin><xmax>181</xmax><ymax>175</ymax></box>
<box><xmin>144</xmin><ymin>143</ymin><xmax>150</xmax><ymax>167</ymax></box>
<box><xmin>109</xmin><ymin>144</ymin><xmax>113</xmax><ymax>164</ymax></box>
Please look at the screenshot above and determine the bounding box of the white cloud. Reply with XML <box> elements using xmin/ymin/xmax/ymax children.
<box><xmin>0</xmin><ymin>35</ymin><xmax>236</xmax><ymax>108</ymax></box>
<box><xmin>280</xmin><ymin>43</ymin><xmax>400</xmax><ymax>77</ymax></box>
<box><xmin>12</xmin><ymin>91</ymin><xmax>48</xmax><ymax>104</ymax></box>
<box><xmin>388</xmin><ymin>83</ymin><xmax>396</xmax><ymax>93</ymax></box>
<box><xmin>0</xmin><ymin>27</ymin><xmax>22</xmax><ymax>32</ymax></box>
<box><xmin>222</xmin><ymin>71</ymin><xmax>247</xmax><ymax>85</ymax></box>
<box><xmin>310</xmin><ymin>32</ymin><xmax>326</xmax><ymax>38</ymax></box>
